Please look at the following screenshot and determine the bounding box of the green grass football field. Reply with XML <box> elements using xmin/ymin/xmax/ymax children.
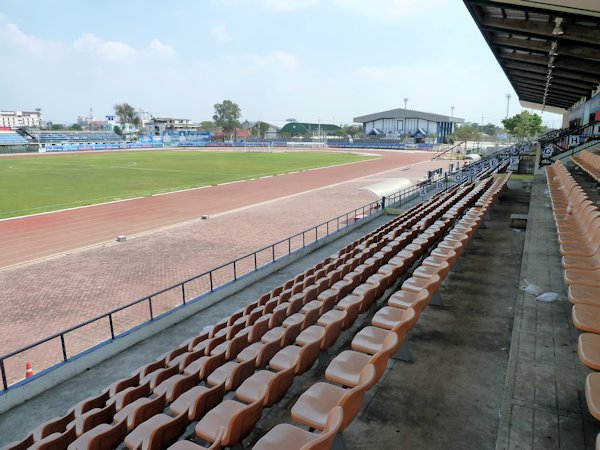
<box><xmin>0</xmin><ymin>150</ymin><xmax>376</xmax><ymax>219</ymax></box>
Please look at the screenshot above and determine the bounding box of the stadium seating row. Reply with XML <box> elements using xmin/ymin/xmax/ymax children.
<box><xmin>546</xmin><ymin>160</ymin><xmax>600</xmax><ymax>447</ymax></box>
<box><xmin>37</xmin><ymin>132</ymin><xmax>124</xmax><ymax>143</ymax></box>
<box><xmin>0</xmin><ymin>131</ymin><xmax>30</xmax><ymax>145</ymax></box>
<box><xmin>1</xmin><ymin>171</ymin><xmax>510</xmax><ymax>450</ymax></box>
<box><xmin>572</xmin><ymin>150</ymin><xmax>600</xmax><ymax>184</ymax></box>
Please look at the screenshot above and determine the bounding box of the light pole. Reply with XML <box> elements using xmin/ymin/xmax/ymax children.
<box><xmin>404</xmin><ymin>98</ymin><xmax>408</xmax><ymax>110</ymax></box>
<box><xmin>505</xmin><ymin>94</ymin><xmax>511</xmax><ymax>118</ymax></box>
<box><xmin>450</xmin><ymin>106</ymin><xmax>455</xmax><ymax>118</ymax></box>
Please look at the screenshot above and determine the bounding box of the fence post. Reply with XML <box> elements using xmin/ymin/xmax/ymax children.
<box><xmin>381</xmin><ymin>196</ymin><xmax>386</xmax><ymax>209</ymax></box>
<box><xmin>254</xmin><ymin>252</ymin><xmax>257</xmax><ymax>270</ymax></box>
<box><xmin>209</xmin><ymin>272</ymin><xmax>214</xmax><ymax>291</ymax></box>
<box><xmin>233</xmin><ymin>260</ymin><xmax>237</xmax><ymax>280</ymax></box>
<box><xmin>109</xmin><ymin>314</ymin><xmax>115</xmax><ymax>339</ymax></box>
<box><xmin>60</xmin><ymin>334</ymin><xmax>68</xmax><ymax>361</ymax></box>
<box><xmin>181</xmin><ymin>283</ymin><xmax>186</xmax><ymax>305</ymax></box>
<box><xmin>1</xmin><ymin>359</ymin><xmax>7</xmax><ymax>391</ymax></box>
<box><xmin>148</xmin><ymin>297</ymin><xmax>154</xmax><ymax>320</ymax></box>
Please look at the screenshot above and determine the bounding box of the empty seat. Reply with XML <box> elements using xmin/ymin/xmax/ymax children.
<box><xmin>123</xmin><ymin>411</ymin><xmax>188</xmax><ymax>450</ymax></box>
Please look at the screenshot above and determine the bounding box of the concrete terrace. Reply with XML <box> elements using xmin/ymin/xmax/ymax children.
<box><xmin>3</xmin><ymin>169</ymin><xmax>597</xmax><ymax>449</ymax></box>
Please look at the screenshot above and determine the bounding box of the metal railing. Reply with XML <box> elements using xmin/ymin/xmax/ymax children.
<box><xmin>0</xmin><ymin>151</ymin><xmax>512</xmax><ymax>391</ymax></box>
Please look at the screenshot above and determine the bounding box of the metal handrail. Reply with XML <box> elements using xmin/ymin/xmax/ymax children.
<box><xmin>0</xmin><ymin>150</ymin><xmax>513</xmax><ymax>391</ymax></box>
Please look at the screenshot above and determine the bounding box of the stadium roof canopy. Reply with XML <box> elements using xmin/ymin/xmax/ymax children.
<box><xmin>464</xmin><ymin>0</ymin><xmax>600</xmax><ymax>113</ymax></box>
<box><xmin>280</xmin><ymin>122</ymin><xmax>340</xmax><ymax>133</ymax></box>
<box><xmin>353</xmin><ymin>108</ymin><xmax>464</xmax><ymax>124</ymax></box>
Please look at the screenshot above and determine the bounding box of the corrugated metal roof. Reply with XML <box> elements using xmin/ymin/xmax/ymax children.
<box><xmin>354</xmin><ymin>108</ymin><xmax>464</xmax><ymax>124</ymax></box>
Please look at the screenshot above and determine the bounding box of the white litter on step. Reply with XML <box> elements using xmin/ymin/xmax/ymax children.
<box><xmin>536</xmin><ymin>292</ymin><xmax>560</xmax><ymax>303</ymax></box>
<box><xmin>519</xmin><ymin>279</ymin><xmax>544</xmax><ymax>296</ymax></box>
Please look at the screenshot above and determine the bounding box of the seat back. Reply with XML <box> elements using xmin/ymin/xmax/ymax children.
<box><xmin>281</xmin><ymin>321</ymin><xmax>303</xmax><ymax>347</ymax></box>
<box><xmin>90</xmin><ymin>418</ymin><xmax>128</xmax><ymax>450</ymax></box>
<box><xmin>367</xmin><ymin>333</ymin><xmax>399</xmax><ymax>389</ymax></box>
<box><xmin>390</xmin><ymin>307</ymin><xmax>418</xmax><ymax>338</ymax></box>
<box><xmin>338</xmin><ymin>364</ymin><xmax>377</xmax><ymax>430</ymax></box>
<box><xmin>73</xmin><ymin>389</ymin><xmax>111</xmax><ymax>416</ymax></box>
<box><xmin>256</xmin><ymin>339</ymin><xmax>281</xmax><ymax>367</ymax></box>
<box><xmin>228</xmin><ymin>358</ymin><xmax>256</xmax><ymax>391</ymax></box>
<box><xmin>3</xmin><ymin>433</ymin><xmax>34</xmax><ymax>450</ymax></box>
<box><xmin>188</xmin><ymin>382</ymin><xmax>226</xmax><ymax>421</ymax></box>
<box><xmin>136</xmin><ymin>358</ymin><xmax>166</xmax><ymax>378</ymax></box>
<box><xmin>300</xmin><ymin>406</ymin><xmax>343</xmax><ymax>450</ymax></box>
<box><xmin>107</xmin><ymin>372</ymin><xmax>140</xmax><ymax>396</ymax></box>
<box><xmin>320</xmin><ymin>311</ymin><xmax>346</xmax><ymax>350</ymax></box>
<box><xmin>224</xmin><ymin>390</ymin><xmax>267</xmax><ymax>447</ymax></box>
<box><xmin>112</xmin><ymin>380</ymin><xmax>151</xmax><ymax>411</ymax></box>
<box><xmin>33</xmin><ymin>425</ymin><xmax>77</xmax><ymax>450</ymax></box>
<box><xmin>80</xmin><ymin>402</ymin><xmax>116</xmax><ymax>435</ymax></box>
<box><xmin>35</xmin><ymin>410</ymin><xmax>75</xmax><ymax>440</ymax></box>
<box><xmin>171</xmin><ymin>372</ymin><xmax>199</xmax><ymax>402</ymax></box>
<box><xmin>225</xmin><ymin>334</ymin><xmax>249</xmax><ymax>359</ymax></box>
<box><xmin>264</xmin><ymin>366</ymin><xmax>295</xmax><ymax>407</ymax></box>
<box><xmin>152</xmin><ymin>411</ymin><xmax>189</xmax><ymax>450</ymax></box>
<box><xmin>296</xmin><ymin>339</ymin><xmax>322</xmax><ymax>375</ymax></box>
<box><xmin>249</xmin><ymin>315</ymin><xmax>270</xmax><ymax>343</ymax></box>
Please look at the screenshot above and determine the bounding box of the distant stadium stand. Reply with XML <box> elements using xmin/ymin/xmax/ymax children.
<box><xmin>37</xmin><ymin>131</ymin><xmax>125</xmax><ymax>144</ymax></box>
<box><xmin>0</xmin><ymin>131</ymin><xmax>30</xmax><ymax>145</ymax></box>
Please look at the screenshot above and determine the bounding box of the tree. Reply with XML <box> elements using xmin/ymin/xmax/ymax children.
<box><xmin>69</xmin><ymin>123</ymin><xmax>82</xmax><ymax>131</ymax></box>
<box><xmin>50</xmin><ymin>124</ymin><xmax>64</xmax><ymax>130</ymax></box>
<box><xmin>113</xmin><ymin>125</ymin><xmax>123</xmax><ymax>136</ymax></box>
<box><xmin>448</xmin><ymin>123</ymin><xmax>481</xmax><ymax>145</ymax></box>
<box><xmin>200</xmin><ymin>121</ymin><xmax>217</xmax><ymax>131</ymax></box>
<box><xmin>502</xmin><ymin>111</ymin><xmax>543</xmax><ymax>139</ymax></box>
<box><xmin>252</xmin><ymin>121</ymin><xmax>270</xmax><ymax>138</ymax></box>
<box><xmin>114</xmin><ymin>103</ymin><xmax>141</xmax><ymax>131</ymax></box>
<box><xmin>213</xmin><ymin>100</ymin><xmax>241</xmax><ymax>140</ymax></box>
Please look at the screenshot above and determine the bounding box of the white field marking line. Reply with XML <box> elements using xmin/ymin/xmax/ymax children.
<box><xmin>0</xmin><ymin>155</ymin><xmax>432</xmax><ymax>270</ymax></box>
<box><xmin>0</xmin><ymin>154</ymin><xmax>381</xmax><ymax>222</ymax></box>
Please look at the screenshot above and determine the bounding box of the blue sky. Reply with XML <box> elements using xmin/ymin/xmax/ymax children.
<box><xmin>0</xmin><ymin>0</ymin><xmax>563</xmax><ymax>127</ymax></box>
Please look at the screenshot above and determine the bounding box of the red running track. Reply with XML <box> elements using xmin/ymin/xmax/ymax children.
<box><xmin>0</xmin><ymin>151</ymin><xmax>432</xmax><ymax>268</ymax></box>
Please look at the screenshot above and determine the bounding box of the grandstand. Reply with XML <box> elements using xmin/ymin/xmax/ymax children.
<box><xmin>4</xmin><ymin>0</ymin><xmax>600</xmax><ymax>448</ymax></box>
<box><xmin>0</xmin><ymin>131</ymin><xmax>30</xmax><ymax>145</ymax></box>
<box><xmin>37</xmin><ymin>131</ymin><xmax>125</xmax><ymax>144</ymax></box>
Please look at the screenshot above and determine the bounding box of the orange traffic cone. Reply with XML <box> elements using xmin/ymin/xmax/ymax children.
<box><xmin>25</xmin><ymin>361</ymin><xmax>33</xmax><ymax>378</ymax></box>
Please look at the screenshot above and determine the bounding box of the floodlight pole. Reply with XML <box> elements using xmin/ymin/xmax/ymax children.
<box><xmin>505</xmin><ymin>94</ymin><xmax>511</xmax><ymax>118</ymax></box>
<box><xmin>404</xmin><ymin>98</ymin><xmax>408</xmax><ymax>110</ymax></box>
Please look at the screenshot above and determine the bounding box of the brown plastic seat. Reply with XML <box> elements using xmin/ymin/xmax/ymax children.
<box><xmin>325</xmin><ymin>333</ymin><xmax>399</xmax><ymax>389</ymax></box>
<box><xmin>2</xmin><ymin>433</ymin><xmax>34</xmax><ymax>450</ymax></box>
<box><xmin>153</xmin><ymin>372</ymin><xmax>198</xmax><ymax>403</ymax></box>
<box><xmin>210</xmin><ymin>334</ymin><xmax>249</xmax><ymax>359</ymax></box>
<box><xmin>335</xmin><ymin>295</ymin><xmax>362</xmax><ymax>330</ymax></box>
<box><xmin>269</xmin><ymin>338</ymin><xmax>322</xmax><ymax>375</ymax></box>
<box><xmin>569</xmin><ymin>284</ymin><xmax>600</xmax><ymax>307</ymax></box>
<box><xmin>586</xmin><ymin>372</ymin><xmax>600</xmax><ymax>421</ymax></box>
<box><xmin>183</xmin><ymin>352</ymin><xmax>227</xmax><ymax>380</ymax></box>
<box><xmin>134</xmin><ymin>358</ymin><xmax>166</xmax><ymax>379</ymax></box>
<box><xmin>168</xmin><ymin>382</ymin><xmax>225</xmax><ymax>421</ymax></box>
<box><xmin>32</xmin><ymin>410</ymin><xmax>75</xmax><ymax>441</ymax></box>
<box><xmin>572</xmin><ymin>304</ymin><xmax>600</xmax><ymax>333</ymax></box>
<box><xmin>387</xmin><ymin>289</ymin><xmax>430</xmax><ymax>313</ymax></box>
<box><xmin>72</xmin><ymin>403</ymin><xmax>116</xmax><ymax>437</ymax></box>
<box><xmin>291</xmin><ymin>364</ymin><xmax>376</xmax><ymax>432</ymax></box>
<box><xmin>194</xmin><ymin>388</ymin><xmax>267</xmax><ymax>448</ymax></box>
<box><xmin>206</xmin><ymin>358</ymin><xmax>256</xmax><ymax>391</ymax></box>
<box><xmin>184</xmin><ymin>332</ymin><xmax>209</xmax><ymax>352</ymax></box>
<box><xmin>315</xmin><ymin>310</ymin><xmax>347</xmax><ymax>348</ymax></box>
<box><xmin>110</xmin><ymin>381</ymin><xmax>152</xmax><ymax>411</ymax></box>
<box><xmin>353</xmin><ymin>308</ymin><xmax>416</xmax><ymax>355</ymax></box>
<box><xmin>164</xmin><ymin>343</ymin><xmax>190</xmax><ymax>365</ymax></box>
<box><xmin>67</xmin><ymin>418</ymin><xmax>127</xmax><ymax>450</ymax></box>
<box><xmin>401</xmin><ymin>274</ymin><xmax>441</xmax><ymax>294</ymax></box>
<box><xmin>235</xmin><ymin>365</ymin><xmax>296</xmax><ymax>407</ymax></box>
<box><xmin>252</xmin><ymin>406</ymin><xmax>343</xmax><ymax>450</ymax></box>
<box><xmin>141</xmin><ymin>365</ymin><xmax>180</xmax><ymax>390</ymax></box>
<box><xmin>371</xmin><ymin>306</ymin><xmax>418</xmax><ymax>332</ymax></box>
<box><xmin>236</xmin><ymin>339</ymin><xmax>281</xmax><ymax>368</ymax></box>
<box><xmin>124</xmin><ymin>411</ymin><xmax>188</xmax><ymax>450</ymax></box>
<box><xmin>30</xmin><ymin>426</ymin><xmax>77</xmax><ymax>450</ymax></box>
<box><xmin>113</xmin><ymin>393</ymin><xmax>166</xmax><ymax>431</ymax></box>
<box><xmin>104</xmin><ymin>372</ymin><xmax>140</xmax><ymax>397</ymax></box>
<box><xmin>167</xmin><ymin>429</ymin><xmax>224</xmax><ymax>449</ymax></box>
<box><xmin>351</xmin><ymin>283</ymin><xmax>379</xmax><ymax>313</ymax></box>
<box><xmin>578</xmin><ymin>333</ymin><xmax>600</xmax><ymax>370</ymax></box>
<box><xmin>71</xmin><ymin>390</ymin><xmax>111</xmax><ymax>416</ymax></box>
<box><xmin>168</xmin><ymin>348</ymin><xmax>206</xmax><ymax>372</ymax></box>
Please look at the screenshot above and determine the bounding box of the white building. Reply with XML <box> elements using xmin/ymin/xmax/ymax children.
<box><xmin>0</xmin><ymin>110</ymin><xmax>42</xmax><ymax>129</ymax></box>
<box><xmin>354</xmin><ymin>108</ymin><xmax>463</xmax><ymax>143</ymax></box>
<box><xmin>145</xmin><ymin>117</ymin><xmax>192</xmax><ymax>137</ymax></box>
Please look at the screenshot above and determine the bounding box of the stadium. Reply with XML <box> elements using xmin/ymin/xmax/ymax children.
<box><xmin>1</xmin><ymin>1</ymin><xmax>600</xmax><ymax>449</ymax></box>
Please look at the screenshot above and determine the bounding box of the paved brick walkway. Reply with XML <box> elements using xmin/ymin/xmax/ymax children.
<box><xmin>0</xmin><ymin>155</ymin><xmax>454</xmax><ymax>385</ymax></box>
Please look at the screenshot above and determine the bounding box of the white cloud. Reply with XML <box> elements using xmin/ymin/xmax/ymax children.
<box><xmin>258</xmin><ymin>0</ymin><xmax>320</xmax><ymax>11</ymax></box>
<box><xmin>209</xmin><ymin>24</ymin><xmax>232</xmax><ymax>43</ymax></box>
<box><xmin>147</xmin><ymin>39</ymin><xmax>176</xmax><ymax>58</ymax></box>
<box><xmin>241</xmin><ymin>50</ymin><xmax>298</xmax><ymax>70</ymax></box>
<box><xmin>73</xmin><ymin>33</ymin><xmax>137</xmax><ymax>62</ymax></box>
<box><xmin>335</xmin><ymin>0</ymin><xmax>442</xmax><ymax>18</ymax></box>
<box><xmin>1</xmin><ymin>23</ymin><xmax>63</xmax><ymax>58</ymax></box>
